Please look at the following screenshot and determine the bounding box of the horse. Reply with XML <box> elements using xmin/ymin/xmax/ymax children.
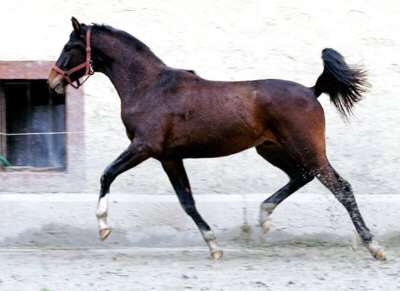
<box><xmin>48</xmin><ymin>17</ymin><xmax>385</xmax><ymax>260</ymax></box>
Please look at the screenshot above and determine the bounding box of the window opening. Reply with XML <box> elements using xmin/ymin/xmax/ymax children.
<box><xmin>1</xmin><ymin>80</ymin><xmax>66</xmax><ymax>172</ymax></box>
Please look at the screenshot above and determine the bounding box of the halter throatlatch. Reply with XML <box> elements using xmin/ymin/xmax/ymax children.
<box><xmin>52</xmin><ymin>27</ymin><xmax>94</xmax><ymax>89</ymax></box>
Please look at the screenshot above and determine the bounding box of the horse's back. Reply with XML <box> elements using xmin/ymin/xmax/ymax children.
<box><xmin>252</xmin><ymin>79</ymin><xmax>319</xmax><ymax>111</ymax></box>
<box><xmin>197</xmin><ymin>78</ymin><xmax>324</xmax><ymax>131</ymax></box>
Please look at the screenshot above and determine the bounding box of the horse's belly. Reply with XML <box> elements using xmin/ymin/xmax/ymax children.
<box><xmin>158</xmin><ymin>102</ymin><xmax>277</xmax><ymax>159</ymax></box>
<box><xmin>161</xmin><ymin>128</ymin><xmax>271</xmax><ymax>159</ymax></box>
<box><xmin>161</xmin><ymin>142</ymin><xmax>251</xmax><ymax>159</ymax></box>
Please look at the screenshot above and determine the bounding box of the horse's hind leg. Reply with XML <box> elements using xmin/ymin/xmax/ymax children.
<box><xmin>278</xmin><ymin>135</ymin><xmax>384</xmax><ymax>259</ymax></box>
<box><xmin>96</xmin><ymin>141</ymin><xmax>151</xmax><ymax>240</ymax></box>
<box><xmin>256</xmin><ymin>142</ymin><xmax>313</xmax><ymax>231</ymax></box>
<box><xmin>312</xmin><ymin>160</ymin><xmax>385</xmax><ymax>260</ymax></box>
<box><xmin>161</xmin><ymin>159</ymin><xmax>223</xmax><ymax>259</ymax></box>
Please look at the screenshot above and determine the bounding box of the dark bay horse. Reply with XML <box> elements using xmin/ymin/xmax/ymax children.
<box><xmin>49</xmin><ymin>17</ymin><xmax>385</xmax><ymax>260</ymax></box>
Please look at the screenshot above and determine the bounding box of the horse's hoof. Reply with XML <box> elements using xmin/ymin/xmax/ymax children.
<box><xmin>374</xmin><ymin>249</ymin><xmax>386</xmax><ymax>261</ymax></box>
<box><xmin>262</xmin><ymin>220</ymin><xmax>271</xmax><ymax>232</ymax></box>
<box><xmin>211</xmin><ymin>250</ymin><xmax>223</xmax><ymax>260</ymax></box>
<box><xmin>100</xmin><ymin>228</ymin><xmax>111</xmax><ymax>241</ymax></box>
<box><xmin>364</xmin><ymin>239</ymin><xmax>386</xmax><ymax>261</ymax></box>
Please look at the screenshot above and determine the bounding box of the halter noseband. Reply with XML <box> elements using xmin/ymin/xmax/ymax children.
<box><xmin>52</xmin><ymin>27</ymin><xmax>94</xmax><ymax>89</ymax></box>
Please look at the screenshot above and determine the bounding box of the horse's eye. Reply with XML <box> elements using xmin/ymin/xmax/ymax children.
<box><xmin>64</xmin><ymin>45</ymin><xmax>73</xmax><ymax>51</ymax></box>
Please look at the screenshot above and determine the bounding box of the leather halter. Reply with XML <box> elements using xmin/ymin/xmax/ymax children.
<box><xmin>52</xmin><ymin>27</ymin><xmax>94</xmax><ymax>89</ymax></box>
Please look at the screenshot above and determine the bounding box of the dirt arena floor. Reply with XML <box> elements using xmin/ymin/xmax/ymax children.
<box><xmin>1</xmin><ymin>241</ymin><xmax>399</xmax><ymax>291</ymax></box>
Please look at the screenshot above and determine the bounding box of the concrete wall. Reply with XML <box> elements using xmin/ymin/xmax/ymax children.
<box><xmin>0</xmin><ymin>0</ymin><xmax>399</xmax><ymax>196</ymax></box>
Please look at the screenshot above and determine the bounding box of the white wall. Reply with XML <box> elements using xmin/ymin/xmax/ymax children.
<box><xmin>1</xmin><ymin>0</ymin><xmax>399</xmax><ymax>196</ymax></box>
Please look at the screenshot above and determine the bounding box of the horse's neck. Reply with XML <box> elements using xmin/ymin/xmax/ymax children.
<box><xmin>92</xmin><ymin>31</ymin><xmax>165</xmax><ymax>97</ymax></box>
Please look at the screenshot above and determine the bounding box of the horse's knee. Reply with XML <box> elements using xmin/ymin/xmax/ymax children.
<box><xmin>100</xmin><ymin>172</ymin><xmax>110</xmax><ymax>188</ymax></box>
<box><xmin>100</xmin><ymin>171</ymin><xmax>114</xmax><ymax>195</ymax></box>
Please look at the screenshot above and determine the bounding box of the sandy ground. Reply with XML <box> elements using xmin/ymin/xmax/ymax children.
<box><xmin>0</xmin><ymin>192</ymin><xmax>398</xmax><ymax>291</ymax></box>
<box><xmin>1</xmin><ymin>244</ymin><xmax>399</xmax><ymax>291</ymax></box>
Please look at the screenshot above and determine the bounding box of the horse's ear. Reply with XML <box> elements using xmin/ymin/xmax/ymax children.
<box><xmin>71</xmin><ymin>17</ymin><xmax>82</xmax><ymax>37</ymax></box>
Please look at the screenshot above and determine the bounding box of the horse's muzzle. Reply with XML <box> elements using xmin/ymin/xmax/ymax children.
<box><xmin>48</xmin><ymin>69</ymin><xmax>66</xmax><ymax>94</ymax></box>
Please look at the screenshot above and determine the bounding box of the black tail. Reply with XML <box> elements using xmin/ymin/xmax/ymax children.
<box><xmin>313</xmin><ymin>48</ymin><xmax>370</xmax><ymax>118</ymax></box>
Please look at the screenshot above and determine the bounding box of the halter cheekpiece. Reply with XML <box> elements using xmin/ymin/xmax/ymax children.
<box><xmin>52</xmin><ymin>26</ymin><xmax>94</xmax><ymax>89</ymax></box>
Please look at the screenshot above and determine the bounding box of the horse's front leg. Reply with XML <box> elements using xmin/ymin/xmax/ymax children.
<box><xmin>96</xmin><ymin>141</ymin><xmax>151</xmax><ymax>240</ymax></box>
<box><xmin>161</xmin><ymin>159</ymin><xmax>223</xmax><ymax>259</ymax></box>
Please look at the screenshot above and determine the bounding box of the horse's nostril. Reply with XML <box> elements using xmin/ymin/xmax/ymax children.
<box><xmin>54</xmin><ymin>84</ymin><xmax>65</xmax><ymax>94</ymax></box>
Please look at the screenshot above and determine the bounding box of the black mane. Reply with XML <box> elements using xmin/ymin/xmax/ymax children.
<box><xmin>89</xmin><ymin>24</ymin><xmax>200</xmax><ymax>77</ymax></box>
<box><xmin>91</xmin><ymin>24</ymin><xmax>159</xmax><ymax>59</ymax></box>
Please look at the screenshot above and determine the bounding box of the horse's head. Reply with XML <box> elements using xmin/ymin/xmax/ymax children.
<box><xmin>49</xmin><ymin>17</ymin><xmax>94</xmax><ymax>94</ymax></box>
